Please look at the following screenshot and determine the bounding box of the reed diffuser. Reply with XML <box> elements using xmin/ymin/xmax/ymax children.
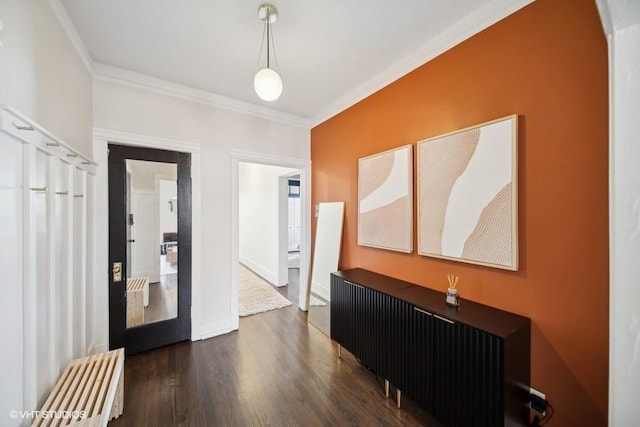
<box><xmin>446</xmin><ymin>273</ymin><xmax>460</xmax><ymax>307</ymax></box>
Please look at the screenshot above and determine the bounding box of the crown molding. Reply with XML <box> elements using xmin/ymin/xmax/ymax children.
<box><xmin>47</xmin><ymin>0</ymin><xmax>311</xmax><ymax>128</ymax></box>
<box><xmin>310</xmin><ymin>0</ymin><xmax>534</xmax><ymax>127</ymax></box>
<box><xmin>93</xmin><ymin>64</ymin><xmax>312</xmax><ymax>129</ymax></box>
<box><xmin>48</xmin><ymin>0</ymin><xmax>534</xmax><ymax>130</ymax></box>
<box><xmin>47</xmin><ymin>0</ymin><xmax>93</xmax><ymax>72</ymax></box>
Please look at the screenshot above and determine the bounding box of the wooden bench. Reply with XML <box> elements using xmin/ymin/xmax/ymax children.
<box><xmin>32</xmin><ymin>348</ymin><xmax>124</xmax><ymax>426</ymax></box>
<box><xmin>166</xmin><ymin>246</ymin><xmax>178</xmax><ymax>264</ymax></box>
<box><xmin>126</xmin><ymin>277</ymin><xmax>149</xmax><ymax>328</ymax></box>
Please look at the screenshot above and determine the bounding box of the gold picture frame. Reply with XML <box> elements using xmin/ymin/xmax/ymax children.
<box><xmin>358</xmin><ymin>144</ymin><xmax>413</xmax><ymax>253</ymax></box>
<box><xmin>417</xmin><ymin>115</ymin><xmax>518</xmax><ymax>270</ymax></box>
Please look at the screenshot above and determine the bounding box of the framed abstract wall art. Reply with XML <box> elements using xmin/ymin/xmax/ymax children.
<box><xmin>358</xmin><ymin>144</ymin><xmax>413</xmax><ymax>253</ymax></box>
<box><xmin>417</xmin><ymin>115</ymin><xmax>518</xmax><ymax>270</ymax></box>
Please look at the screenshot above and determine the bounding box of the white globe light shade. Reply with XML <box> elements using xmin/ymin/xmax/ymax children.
<box><xmin>254</xmin><ymin>68</ymin><xmax>283</xmax><ymax>101</ymax></box>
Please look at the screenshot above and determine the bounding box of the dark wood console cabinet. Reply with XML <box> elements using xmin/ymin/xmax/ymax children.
<box><xmin>330</xmin><ymin>269</ymin><xmax>530</xmax><ymax>427</ymax></box>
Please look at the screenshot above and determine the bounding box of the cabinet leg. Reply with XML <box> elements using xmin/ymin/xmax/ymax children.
<box><xmin>337</xmin><ymin>344</ymin><xmax>341</xmax><ymax>359</ymax></box>
<box><xmin>396</xmin><ymin>389</ymin><xmax>401</xmax><ymax>409</ymax></box>
<box><xmin>385</xmin><ymin>379</ymin><xmax>389</xmax><ymax>398</ymax></box>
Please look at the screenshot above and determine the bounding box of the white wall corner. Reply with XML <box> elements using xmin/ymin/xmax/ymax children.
<box><xmin>609</xmin><ymin>21</ymin><xmax>640</xmax><ymax>427</ymax></box>
<box><xmin>596</xmin><ymin>0</ymin><xmax>614</xmax><ymax>36</ymax></box>
<box><xmin>46</xmin><ymin>0</ymin><xmax>93</xmax><ymax>72</ymax></box>
<box><xmin>90</xmin><ymin>135</ymin><xmax>110</xmax><ymax>356</ymax></box>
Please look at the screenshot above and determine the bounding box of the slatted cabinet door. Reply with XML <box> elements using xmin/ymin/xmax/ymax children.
<box><xmin>431</xmin><ymin>319</ymin><xmax>504</xmax><ymax>427</ymax></box>
<box><xmin>331</xmin><ymin>274</ymin><xmax>398</xmax><ymax>380</ymax></box>
<box><xmin>330</xmin><ymin>276</ymin><xmax>371</xmax><ymax>363</ymax></box>
<box><xmin>388</xmin><ymin>299</ymin><xmax>434</xmax><ymax>413</ymax></box>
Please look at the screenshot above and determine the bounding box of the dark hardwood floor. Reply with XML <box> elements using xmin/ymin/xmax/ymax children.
<box><xmin>143</xmin><ymin>273</ymin><xmax>178</xmax><ymax>324</ymax></box>
<box><xmin>110</xmin><ymin>304</ymin><xmax>441</xmax><ymax>426</ymax></box>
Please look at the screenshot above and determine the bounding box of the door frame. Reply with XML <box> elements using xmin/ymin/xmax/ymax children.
<box><xmin>108</xmin><ymin>144</ymin><xmax>191</xmax><ymax>354</ymax></box>
<box><xmin>231</xmin><ymin>150</ymin><xmax>312</xmax><ymax>318</ymax></box>
<box><xmin>92</xmin><ymin>129</ymin><xmax>202</xmax><ymax>354</ymax></box>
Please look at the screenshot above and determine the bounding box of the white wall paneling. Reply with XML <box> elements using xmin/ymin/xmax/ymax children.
<box><xmin>0</xmin><ymin>117</ymin><xmax>25</xmax><ymax>426</ymax></box>
<box><xmin>73</xmin><ymin>168</ymin><xmax>88</xmax><ymax>359</ymax></box>
<box><xmin>0</xmin><ymin>106</ymin><xmax>96</xmax><ymax>424</ymax></box>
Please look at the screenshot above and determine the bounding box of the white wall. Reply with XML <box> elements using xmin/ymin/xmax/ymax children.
<box><xmin>92</xmin><ymin>78</ymin><xmax>310</xmax><ymax>344</ymax></box>
<box><xmin>0</xmin><ymin>2</ymin><xmax>93</xmax><ymax>425</ymax></box>
<box><xmin>0</xmin><ymin>0</ymin><xmax>93</xmax><ymax>156</ymax></box>
<box><xmin>239</xmin><ymin>162</ymin><xmax>297</xmax><ymax>286</ymax></box>
<box><xmin>609</xmin><ymin>21</ymin><xmax>640</xmax><ymax>427</ymax></box>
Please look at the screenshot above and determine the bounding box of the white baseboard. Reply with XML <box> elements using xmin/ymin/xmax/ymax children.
<box><xmin>239</xmin><ymin>256</ymin><xmax>280</xmax><ymax>286</ymax></box>
<box><xmin>199</xmin><ymin>316</ymin><xmax>239</xmax><ymax>340</ymax></box>
<box><xmin>87</xmin><ymin>319</ymin><xmax>237</xmax><ymax>352</ymax></box>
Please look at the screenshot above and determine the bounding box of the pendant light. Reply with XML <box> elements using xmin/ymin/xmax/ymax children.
<box><xmin>254</xmin><ymin>4</ymin><xmax>282</xmax><ymax>102</ymax></box>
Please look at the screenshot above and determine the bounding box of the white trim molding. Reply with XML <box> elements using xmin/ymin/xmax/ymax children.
<box><xmin>93</xmin><ymin>64</ymin><xmax>312</xmax><ymax>129</ymax></box>
<box><xmin>92</xmin><ymin>128</ymin><xmax>203</xmax><ymax>350</ymax></box>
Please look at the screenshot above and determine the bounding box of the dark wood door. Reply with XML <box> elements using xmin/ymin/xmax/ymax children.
<box><xmin>108</xmin><ymin>144</ymin><xmax>192</xmax><ymax>355</ymax></box>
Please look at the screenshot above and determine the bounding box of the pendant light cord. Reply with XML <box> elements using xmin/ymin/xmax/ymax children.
<box><xmin>266</xmin><ymin>7</ymin><xmax>271</xmax><ymax>68</ymax></box>
<box><xmin>255</xmin><ymin>6</ymin><xmax>278</xmax><ymax>71</ymax></box>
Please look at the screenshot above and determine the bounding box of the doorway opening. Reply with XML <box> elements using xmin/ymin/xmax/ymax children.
<box><xmin>238</xmin><ymin>163</ymin><xmax>301</xmax><ymax>307</ymax></box>
<box><xmin>231</xmin><ymin>151</ymin><xmax>311</xmax><ymax>326</ymax></box>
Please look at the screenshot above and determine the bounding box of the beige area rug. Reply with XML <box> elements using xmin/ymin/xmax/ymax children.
<box><xmin>239</xmin><ymin>264</ymin><xmax>292</xmax><ymax>317</ymax></box>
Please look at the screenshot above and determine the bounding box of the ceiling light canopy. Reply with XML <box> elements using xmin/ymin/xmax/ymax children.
<box><xmin>254</xmin><ymin>4</ymin><xmax>282</xmax><ymax>102</ymax></box>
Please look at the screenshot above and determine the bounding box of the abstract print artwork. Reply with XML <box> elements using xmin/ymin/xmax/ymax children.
<box><xmin>417</xmin><ymin>115</ymin><xmax>518</xmax><ymax>270</ymax></box>
<box><xmin>358</xmin><ymin>145</ymin><xmax>413</xmax><ymax>253</ymax></box>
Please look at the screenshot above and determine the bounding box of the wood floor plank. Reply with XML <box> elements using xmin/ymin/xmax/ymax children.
<box><xmin>109</xmin><ymin>305</ymin><xmax>441</xmax><ymax>426</ymax></box>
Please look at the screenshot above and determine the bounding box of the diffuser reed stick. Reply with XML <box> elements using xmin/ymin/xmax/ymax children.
<box><xmin>447</xmin><ymin>273</ymin><xmax>459</xmax><ymax>289</ymax></box>
<box><xmin>446</xmin><ymin>273</ymin><xmax>460</xmax><ymax>307</ymax></box>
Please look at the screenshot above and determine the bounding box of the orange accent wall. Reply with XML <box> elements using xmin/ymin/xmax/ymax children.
<box><xmin>311</xmin><ymin>0</ymin><xmax>609</xmax><ymax>425</ymax></box>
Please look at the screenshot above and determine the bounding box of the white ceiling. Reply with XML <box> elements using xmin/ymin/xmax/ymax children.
<box><xmin>58</xmin><ymin>0</ymin><xmax>532</xmax><ymax>126</ymax></box>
